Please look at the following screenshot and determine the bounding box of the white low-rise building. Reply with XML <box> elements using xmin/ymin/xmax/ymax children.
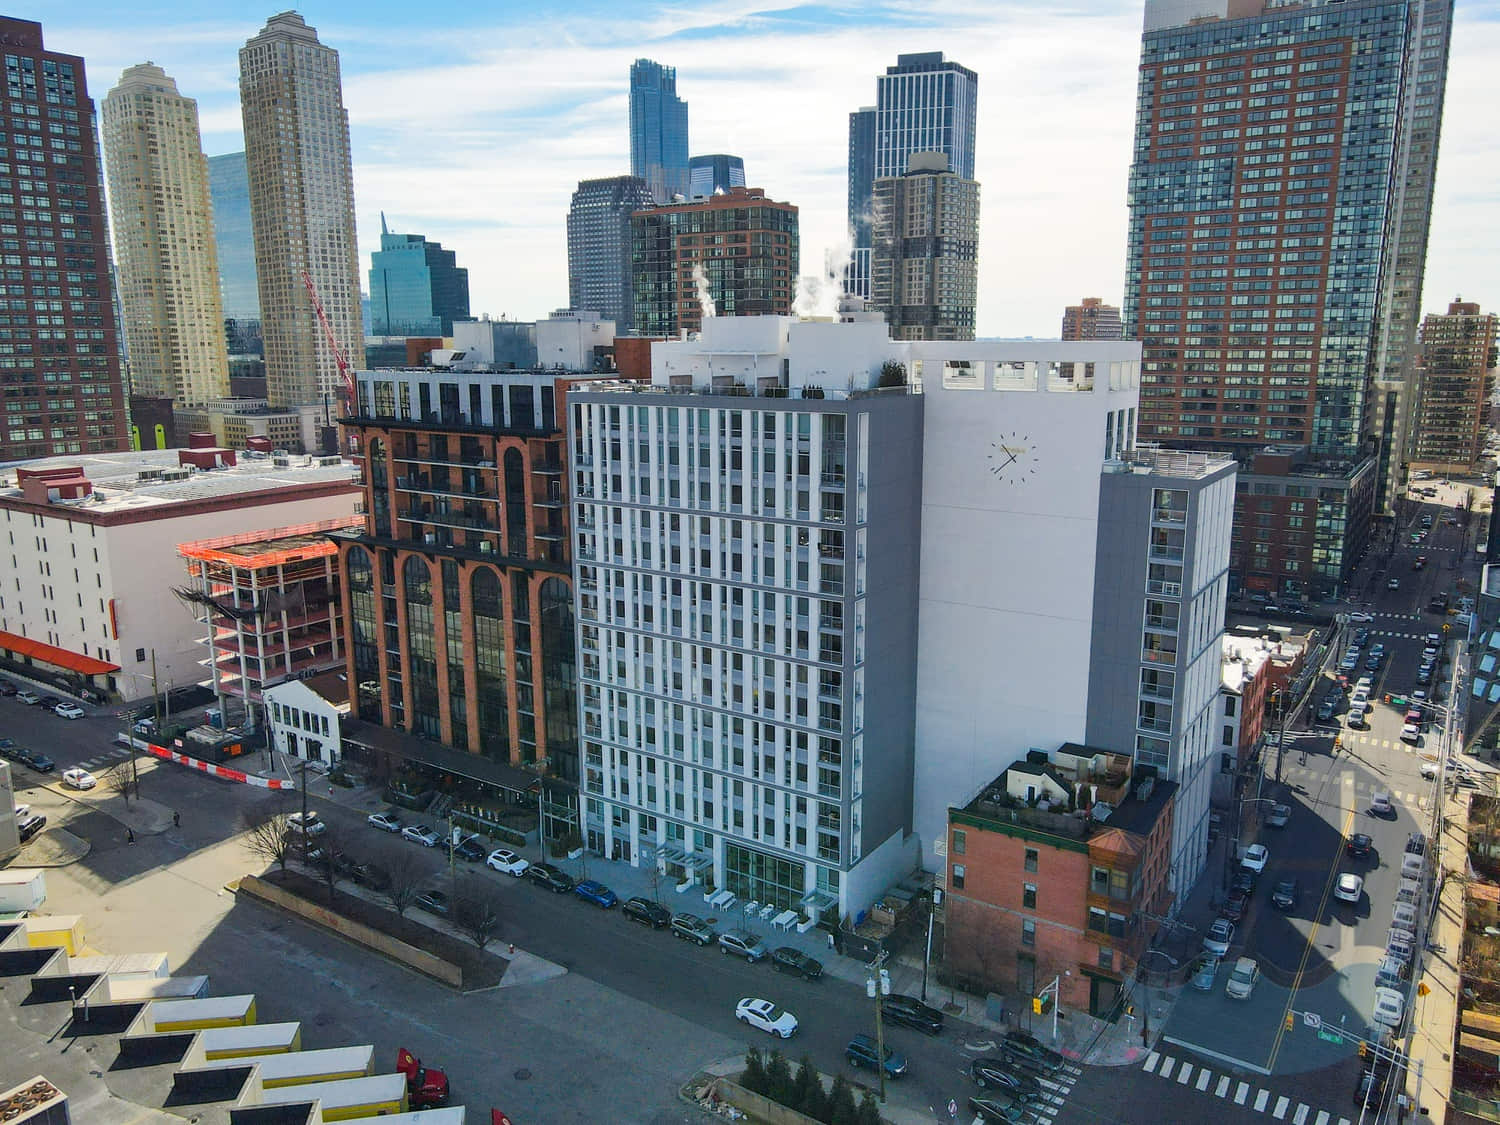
<box><xmin>265</xmin><ymin>672</ymin><xmax>350</xmax><ymax>766</ymax></box>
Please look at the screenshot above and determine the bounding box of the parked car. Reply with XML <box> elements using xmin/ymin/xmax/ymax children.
<box><xmin>450</xmin><ymin>835</ymin><xmax>488</xmax><ymax>863</ymax></box>
<box><xmin>1334</xmin><ymin>873</ymin><xmax>1364</xmax><ymax>904</ymax></box>
<box><xmin>367</xmin><ymin>811</ymin><xmax>403</xmax><ymax>833</ymax></box>
<box><xmin>61</xmin><ymin>767</ymin><xmax>97</xmax><ymax>790</ymax></box>
<box><xmin>401</xmin><ymin>824</ymin><xmax>440</xmax><ymax>847</ymax></box>
<box><xmin>12</xmin><ymin>747</ymin><xmax>54</xmax><ymax>772</ymax></box>
<box><xmin>1371</xmin><ymin>986</ymin><xmax>1405</xmax><ymax>1030</ymax></box>
<box><xmin>1203</xmin><ymin>918</ymin><xmax>1235</xmax><ymax>956</ymax></box>
<box><xmin>1346</xmin><ymin>832</ymin><xmax>1373</xmax><ymax>859</ymax></box>
<box><xmin>734</xmin><ymin>997</ymin><xmax>798</xmax><ymax>1038</ymax></box>
<box><xmin>1400</xmin><ymin>724</ymin><xmax>1422</xmax><ymax>744</ymax></box>
<box><xmin>53</xmin><ymin>702</ymin><xmax>84</xmax><ymax>720</ymax></box>
<box><xmin>845</xmin><ymin>1034</ymin><xmax>907</xmax><ymax>1078</ymax></box>
<box><xmin>1271</xmin><ymin>877</ymin><xmax>1299</xmax><ymax>911</ymax></box>
<box><xmin>1355</xmin><ymin>1061</ymin><xmax>1393</xmax><ymax>1107</ymax></box>
<box><xmin>17</xmin><ymin>814</ymin><xmax>46</xmax><ymax>842</ymax></box>
<box><xmin>622</xmin><ymin>897</ymin><xmax>672</xmax><ymax>929</ymax></box>
<box><xmin>1231</xmin><ymin>868</ymin><xmax>1257</xmax><ymax>894</ymax></box>
<box><xmin>38</xmin><ymin>695</ymin><xmax>61</xmax><ymax>709</ymax></box>
<box><xmin>414</xmin><ymin>888</ymin><xmax>450</xmax><ymax>916</ymax></box>
<box><xmin>770</xmin><ymin>946</ymin><xmax>824</xmax><ymax>981</ymax></box>
<box><xmin>670</xmin><ymin>912</ymin><xmax>717</xmax><ymax>946</ymax></box>
<box><xmin>16</xmin><ymin>690</ymin><xmax>40</xmax><ymax>705</ymax></box>
<box><xmin>1225</xmin><ymin>957</ymin><xmax>1261</xmax><ymax>999</ymax></box>
<box><xmin>968</xmin><ymin>1093</ymin><xmax>1027</xmax><ymax>1123</ymax></box>
<box><xmin>1222</xmin><ymin>888</ymin><xmax>1249</xmax><ymax>922</ymax></box>
<box><xmin>1266</xmin><ymin>803</ymin><xmax>1291</xmax><ymax>828</ymax></box>
<box><xmin>527</xmin><ymin>863</ymin><xmax>576</xmax><ymax>893</ymax></box>
<box><xmin>0</xmin><ymin>679</ymin><xmax>16</xmax><ymax>695</ymax></box>
<box><xmin>1241</xmin><ymin>843</ymin><xmax>1270</xmax><ymax>873</ymax></box>
<box><xmin>350</xmin><ymin>861</ymin><xmax>391</xmax><ymax>891</ymax></box>
<box><xmin>485</xmin><ymin>848</ymin><xmax>530</xmax><ymax>877</ymax></box>
<box><xmin>573</xmin><ymin>879</ymin><xmax>618</xmax><ymax>908</ymax></box>
<box><xmin>969</xmin><ymin>1058</ymin><xmax>1041</xmax><ymax>1100</ymax></box>
<box><xmin>998</xmin><ymin>1030</ymin><xmax>1065</xmax><ymax>1075</ymax></box>
<box><xmin>718</xmin><ymin>929</ymin><xmax>768</xmax><ymax>963</ymax></box>
<box><xmin>286</xmin><ymin>810</ymin><xmax>327</xmax><ymax>836</ymax></box>
<box><xmin>1189</xmin><ymin>954</ymin><xmax>1218</xmax><ymax>992</ymax></box>
<box><xmin>880</xmin><ymin>993</ymin><xmax>944</xmax><ymax>1035</ymax></box>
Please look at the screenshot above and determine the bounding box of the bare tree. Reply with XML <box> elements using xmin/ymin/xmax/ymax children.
<box><xmin>453</xmin><ymin>877</ymin><xmax>502</xmax><ymax>950</ymax></box>
<box><xmin>381</xmin><ymin>845</ymin><xmax>426</xmax><ymax>917</ymax></box>
<box><xmin>242</xmin><ymin>810</ymin><xmax>293</xmax><ymax>873</ymax></box>
<box><xmin>101</xmin><ymin>760</ymin><xmax>137</xmax><ymax>806</ymax></box>
<box><xmin>316</xmin><ymin>825</ymin><xmax>349</xmax><ymax>902</ymax></box>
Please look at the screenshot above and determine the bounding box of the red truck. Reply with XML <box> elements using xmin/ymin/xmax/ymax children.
<box><xmin>396</xmin><ymin>1047</ymin><xmax>450</xmax><ymax>1108</ymax></box>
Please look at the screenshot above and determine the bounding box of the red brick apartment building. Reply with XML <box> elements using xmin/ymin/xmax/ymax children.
<box><xmin>944</xmin><ymin>746</ymin><xmax>1176</xmax><ymax>1018</ymax></box>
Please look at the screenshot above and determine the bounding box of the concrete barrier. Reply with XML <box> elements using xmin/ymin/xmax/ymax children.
<box><xmin>237</xmin><ymin>876</ymin><xmax>462</xmax><ymax>988</ymax></box>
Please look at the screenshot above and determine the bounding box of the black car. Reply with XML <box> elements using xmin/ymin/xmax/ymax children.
<box><xmin>1271</xmin><ymin>877</ymin><xmax>1299</xmax><ymax>911</ymax></box>
<box><xmin>442</xmin><ymin>835</ymin><xmax>487</xmax><ymax>863</ymax></box>
<box><xmin>415</xmin><ymin>888</ymin><xmax>450</xmax><ymax>916</ymax></box>
<box><xmin>1223</xmin><ymin>888</ymin><xmax>1250</xmax><ymax>922</ymax></box>
<box><xmin>621</xmin><ymin>897</ymin><xmax>672</xmax><ymax>928</ymax></box>
<box><xmin>527</xmin><ymin>863</ymin><xmax>575</xmax><ymax>894</ymax></box>
<box><xmin>351</xmin><ymin>862</ymin><xmax>391</xmax><ymax>892</ymax></box>
<box><xmin>17</xmin><ymin>814</ymin><xmax>46</xmax><ymax>842</ymax></box>
<box><xmin>1230</xmin><ymin>868</ymin><xmax>1256</xmax><ymax>894</ymax></box>
<box><xmin>881</xmin><ymin>993</ymin><xmax>944</xmax><ymax>1035</ymax></box>
<box><xmin>770</xmin><ymin>946</ymin><xmax>824</xmax><ymax>981</ymax></box>
<box><xmin>969</xmin><ymin>1093</ymin><xmax>1027</xmax><ymax>1123</ymax></box>
<box><xmin>999</xmin><ymin>1030</ymin><xmax>1066</xmax><ymax>1074</ymax></box>
<box><xmin>969</xmin><ymin>1058</ymin><xmax>1041</xmax><ymax>1099</ymax></box>
<box><xmin>38</xmin><ymin>695</ymin><xmax>62</xmax><ymax>709</ymax></box>
<box><xmin>15</xmin><ymin>747</ymin><xmax>54</xmax><ymax>772</ymax></box>
<box><xmin>1346</xmin><ymin>832</ymin><xmax>1373</xmax><ymax>859</ymax></box>
<box><xmin>1354</xmin><ymin>1061</ymin><xmax>1392</xmax><ymax>1107</ymax></box>
<box><xmin>0</xmin><ymin>679</ymin><xmax>16</xmax><ymax>695</ymax></box>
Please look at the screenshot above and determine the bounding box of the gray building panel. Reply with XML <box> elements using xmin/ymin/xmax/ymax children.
<box><xmin>1085</xmin><ymin>470</ymin><xmax>1156</xmax><ymax>757</ymax></box>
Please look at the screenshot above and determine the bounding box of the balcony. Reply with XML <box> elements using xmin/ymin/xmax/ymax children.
<box><xmin>1146</xmin><ymin>579</ymin><xmax>1182</xmax><ymax>598</ymax></box>
<box><xmin>1149</xmin><ymin>543</ymin><xmax>1184</xmax><ymax>563</ymax></box>
<box><xmin>1142</xmin><ymin>647</ymin><xmax>1178</xmax><ymax>666</ymax></box>
<box><xmin>1151</xmin><ymin>507</ymin><xmax>1187</xmax><ymax>525</ymax></box>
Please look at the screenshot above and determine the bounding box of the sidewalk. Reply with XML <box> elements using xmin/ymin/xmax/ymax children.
<box><xmin>1404</xmin><ymin>785</ymin><xmax>1466</xmax><ymax>1117</ymax></box>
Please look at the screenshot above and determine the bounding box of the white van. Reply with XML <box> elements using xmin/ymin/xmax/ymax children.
<box><xmin>1401</xmin><ymin>853</ymin><xmax>1426</xmax><ymax>880</ymax></box>
<box><xmin>1391</xmin><ymin>901</ymin><xmax>1419</xmax><ymax>932</ymax></box>
<box><xmin>1395</xmin><ymin>877</ymin><xmax>1423</xmax><ymax>908</ymax></box>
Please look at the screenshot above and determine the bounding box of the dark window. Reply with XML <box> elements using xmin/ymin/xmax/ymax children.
<box><xmin>951</xmin><ymin>863</ymin><xmax>965</xmax><ymax>890</ymax></box>
<box><xmin>1023</xmin><ymin>883</ymin><xmax>1037</xmax><ymax>910</ymax></box>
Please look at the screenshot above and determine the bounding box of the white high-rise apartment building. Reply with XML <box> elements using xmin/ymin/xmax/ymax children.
<box><xmin>239</xmin><ymin>12</ymin><xmax>362</xmax><ymax>416</ymax></box>
<box><xmin>101</xmin><ymin>63</ymin><xmax>229</xmax><ymax>407</ymax></box>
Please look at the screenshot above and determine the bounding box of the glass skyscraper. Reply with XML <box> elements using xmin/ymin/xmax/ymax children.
<box><xmin>567</xmin><ymin>175</ymin><xmax>656</xmax><ymax>332</ymax></box>
<box><xmin>687</xmin><ymin>153</ymin><xmax>745</xmax><ymax>198</ymax></box>
<box><xmin>845</xmin><ymin>54</ymin><xmax>977</xmax><ymax>300</ymax></box>
<box><xmin>367</xmin><ymin>217</ymin><xmax>470</xmax><ymax>336</ymax></box>
<box><xmin>629</xmin><ymin>59</ymin><xmax>689</xmax><ymax>204</ymax></box>
<box><xmin>207</xmin><ymin>152</ymin><xmax>260</xmax><ymax>324</ymax></box>
<box><xmin>1125</xmin><ymin>0</ymin><xmax>1451</xmax><ymax>599</ymax></box>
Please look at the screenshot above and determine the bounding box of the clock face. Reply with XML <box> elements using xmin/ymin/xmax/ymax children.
<box><xmin>987</xmin><ymin>433</ymin><xmax>1037</xmax><ymax>485</ymax></box>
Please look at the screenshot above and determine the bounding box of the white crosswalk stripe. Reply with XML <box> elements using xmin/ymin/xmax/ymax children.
<box><xmin>1177</xmin><ymin>1062</ymin><xmax>1194</xmax><ymax>1084</ymax></box>
<box><xmin>1313</xmin><ymin>1110</ymin><xmax>1330</xmax><ymax>1125</ymax></box>
<box><xmin>1159</xmin><ymin>1057</ymin><xmax>1175</xmax><ymax>1080</ymax></box>
<box><xmin>1236</xmin><ymin>1082</ymin><xmax>1250</xmax><ymax>1106</ymax></box>
<box><xmin>1255</xmin><ymin>1089</ymin><xmax>1270</xmax><ymax>1112</ymax></box>
<box><xmin>1217</xmin><ymin>1076</ymin><xmax>1231</xmax><ymax>1098</ymax></box>
<box><xmin>1143</xmin><ymin>1051</ymin><xmax>1160</xmax><ymax>1074</ymax></box>
<box><xmin>1274</xmin><ymin>1095</ymin><xmax>1290</xmax><ymax>1119</ymax></box>
<box><xmin>1293</xmin><ymin>1106</ymin><xmax>1309</xmax><ymax>1125</ymax></box>
<box><xmin>1141</xmin><ymin>1054</ymin><xmax>1346</xmax><ymax>1125</ymax></box>
<box><xmin>1197</xmin><ymin>1069</ymin><xmax>1211</xmax><ymax>1092</ymax></box>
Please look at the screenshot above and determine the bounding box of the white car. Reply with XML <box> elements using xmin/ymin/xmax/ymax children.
<box><xmin>1240</xmin><ymin>844</ymin><xmax>1269</xmax><ymax>874</ymax></box>
<box><xmin>1334</xmin><ymin>873</ymin><xmax>1364</xmax><ymax>904</ymax></box>
<box><xmin>1225</xmin><ymin>957</ymin><xmax>1260</xmax><ymax>1000</ymax></box>
<box><xmin>486</xmin><ymin>848</ymin><xmax>531</xmax><ymax>876</ymax></box>
<box><xmin>61</xmin><ymin>767</ymin><xmax>97</xmax><ymax>790</ymax></box>
<box><xmin>1400</xmin><ymin>724</ymin><xmax>1422</xmax><ymax>745</ymax></box>
<box><xmin>1202</xmin><ymin>918</ymin><xmax>1235</xmax><ymax>956</ymax></box>
<box><xmin>53</xmin><ymin>703</ymin><xmax>84</xmax><ymax>719</ymax></box>
<box><xmin>286</xmin><ymin>810</ymin><xmax>327</xmax><ymax>836</ymax></box>
<box><xmin>735</xmin><ymin>997</ymin><xmax>799</xmax><ymax>1039</ymax></box>
<box><xmin>402</xmin><ymin>823</ymin><xmax>440</xmax><ymax>847</ymax></box>
<box><xmin>367</xmin><ymin>812</ymin><xmax>402</xmax><ymax>833</ymax></box>
<box><xmin>1372</xmin><ymin>986</ymin><xmax>1405</xmax><ymax>1030</ymax></box>
<box><xmin>1347</xmin><ymin>612</ymin><xmax>1375</xmax><ymax>623</ymax></box>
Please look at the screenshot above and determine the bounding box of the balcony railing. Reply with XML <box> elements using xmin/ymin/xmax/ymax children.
<box><xmin>1146</xmin><ymin>579</ymin><xmax>1182</xmax><ymax>597</ymax></box>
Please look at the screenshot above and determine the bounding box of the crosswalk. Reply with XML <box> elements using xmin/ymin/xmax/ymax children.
<box><xmin>1280</xmin><ymin>763</ymin><xmax>1426</xmax><ymax>807</ymax></box>
<box><xmin>962</xmin><ymin>1056</ymin><xmax>1082</xmax><ymax>1124</ymax></box>
<box><xmin>1366</xmin><ymin>628</ymin><xmax>1441</xmax><ymax>640</ymax></box>
<box><xmin>1142</xmin><ymin>1051</ymin><xmax>1351</xmax><ymax>1124</ymax></box>
<box><xmin>73</xmin><ymin>745</ymin><xmax>132</xmax><ymax>772</ymax></box>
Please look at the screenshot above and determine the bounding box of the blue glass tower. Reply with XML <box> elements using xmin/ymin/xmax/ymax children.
<box><xmin>367</xmin><ymin>216</ymin><xmax>470</xmax><ymax>336</ymax></box>
<box><xmin>688</xmin><ymin>154</ymin><xmax>745</xmax><ymax>198</ymax></box>
<box><xmin>629</xmin><ymin>59</ymin><xmax>689</xmax><ymax>204</ymax></box>
<box><xmin>208</xmin><ymin>151</ymin><xmax>260</xmax><ymax>323</ymax></box>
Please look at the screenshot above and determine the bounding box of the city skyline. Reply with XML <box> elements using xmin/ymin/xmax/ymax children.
<box><xmin>29</xmin><ymin>1</ymin><xmax>1500</xmax><ymax>340</ymax></box>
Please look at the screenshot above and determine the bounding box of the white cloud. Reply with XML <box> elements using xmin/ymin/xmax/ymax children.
<box><xmin>45</xmin><ymin>0</ymin><xmax>1500</xmax><ymax>336</ymax></box>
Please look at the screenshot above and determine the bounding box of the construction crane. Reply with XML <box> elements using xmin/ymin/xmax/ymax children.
<box><xmin>299</xmin><ymin>269</ymin><xmax>356</xmax><ymax>418</ymax></box>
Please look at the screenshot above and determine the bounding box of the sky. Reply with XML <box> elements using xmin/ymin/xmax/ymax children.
<box><xmin>30</xmin><ymin>0</ymin><xmax>1500</xmax><ymax>338</ymax></box>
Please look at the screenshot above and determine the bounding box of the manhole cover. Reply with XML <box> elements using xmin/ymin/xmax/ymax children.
<box><xmin>513</xmin><ymin>1068</ymin><xmax>531</xmax><ymax>1081</ymax></box>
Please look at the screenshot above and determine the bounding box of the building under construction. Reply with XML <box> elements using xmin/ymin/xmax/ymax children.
<box><xmin>177</xmin><ymin>517</ymin><xmax>362</xmax><ymax>730</ymax></box>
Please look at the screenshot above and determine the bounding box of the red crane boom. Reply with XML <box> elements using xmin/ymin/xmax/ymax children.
<box><xmin>299</xmin><ymin>270</ymin><xmax>355</xmax><ymax>412</ymax></box>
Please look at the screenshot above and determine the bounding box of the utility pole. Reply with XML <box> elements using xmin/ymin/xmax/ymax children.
<box><xmin>300</xmin><ymin>758</ymin><xmax>309</xmax><ymax>826</ymax></box>
<box><xmin>866</xmin><ymin>950</ymin><xmax>891</xmax><ymax>1104</ymax></box>
<box><xmin>1273</xmin><ymin>688</ymin><xmax>1286</xmax><ymax>785</ymax></box>
<box><xmin>920</xmin><ymin>889</ymin><xmax>939</xmax><ymax>1002</ymax></box>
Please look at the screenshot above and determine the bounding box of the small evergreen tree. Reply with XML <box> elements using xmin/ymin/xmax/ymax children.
<box><xmin>827</xmin><ymin>1073</ymin><xmax>859</xmax><ymax>1125</ymax></box>
<box><xmin>792</xmin><ymin>1055</ymin><xmax>827</xmax><ymax>1121</ymax></box>
<box><xmin>740</xmin><ymin>1046</ymin><xmax>768</xmax><ymax>1095</ymax></box>
<box><xmin>765</xmin><ymin>1049</ymin><xmax>795</xmax><ymax>1106</ymax></box>
<box><xmin>855</xmin><ymin>1090</ymin><xmax>883</xmax><ymax>1125</ymax></box>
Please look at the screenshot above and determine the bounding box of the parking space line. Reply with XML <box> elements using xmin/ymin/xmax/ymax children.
<box><xmin>1159</xmin><ymin>1057</ymin><xmax>1175</xmax><ymax>1080</ymax></box>
<box><xmin>1216</xmin><ymin>1076</ymin><xmax>1231</xmax><ymax>1098</ymax></box>
<box><xmin>1236</xmin><ymin>1081</ymin><xmax>1250</xmax><ymax>1105</ymax></box>
<box><xmin>1254</xmin><ymin>1089</ymin><xmax>1270</xmax><ymax>1112</ymax></box>
<box><xmin>1142</xmin><ymin>1051</ymin><xmax>1160</xmax><ymax>1074</ymax></box>
<box><xmin>1197</xmin><ymin>1069</ymin><xmax>1211</xmax><ymax>1092</ymax></box>
<box><xmin>1273</xmin><ymin>1096</ymin><xmax>1290</xmax><ymax>1118</ymax></box>
<box><xmin>1177</xmin><ymin>1063</ymin><xmax>1193</xmax><ymax>1085</ymax></box>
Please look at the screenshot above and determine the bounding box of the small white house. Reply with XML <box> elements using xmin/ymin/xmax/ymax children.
<box><xmin>265</xmin><ymin>674</ymin><xmax>349</xmax><ymax>765</ymax></box>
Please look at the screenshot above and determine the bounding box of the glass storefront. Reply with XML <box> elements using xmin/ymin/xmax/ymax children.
<box><xmin>724</xmin><ymin>842</ymin><xmax>806</xmax><ymax>912</ymax></box>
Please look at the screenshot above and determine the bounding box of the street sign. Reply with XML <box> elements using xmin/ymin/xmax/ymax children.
<box><xmin>1317</xmin><ymin>1027</ymin><xmax>1345</xmax><ymax>1045</ymax></box>
<box><xmin>1302</xmin><ymin>1011</ymin><xmax>1322</xmax><ymax>1030</ymax></box>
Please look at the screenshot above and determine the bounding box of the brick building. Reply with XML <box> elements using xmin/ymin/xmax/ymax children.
<box><xmin>1411</xmin><ymin>299</ymin><xmax>1498</xmax><ymax>476</ymax></box>
<box><xmin>944</xmin><ymin>747</ymin><xmax>1176</xmax><ymax>1018</ymax></box>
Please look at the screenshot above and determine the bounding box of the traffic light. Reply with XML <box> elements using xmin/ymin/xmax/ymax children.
<box><xmin>1359</xmin><ymin>1042</ymin><xmax>1369</xmax><ymax>1058</ymax></box>
<box><xmin>1284</xmin><ymin>1012</ymin><xmax>1294</xmax><ymax>1031</ymax></box>
<box><xmin>1033</xmin><ymin>994</ymin><xmax>1053</xmax><ymax>1016</ymax></box>
<box><xmin>1034</xmin><ymin>996</ymin><xmax>1044</xmax><ymax>1016</ymax></box>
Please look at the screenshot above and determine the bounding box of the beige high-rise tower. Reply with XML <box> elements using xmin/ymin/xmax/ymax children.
<box><xmin>101</xmin><ymin>63</ymin><xmax>229</xmax><ymax>408</ymax></box>
<box><xmin>239</xmin><ymin>11</ymin><xmax>362</xmax><ymax>415</ymax></box>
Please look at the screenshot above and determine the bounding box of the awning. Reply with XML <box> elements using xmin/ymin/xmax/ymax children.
<box><xmin>0</xmin><ymin>629</ymin><xmax>119</xmax><ymax>676</ymax></box>
<box><xmin>340</xmin><ymin>719</ymin><xmax>548</xmax><ymax>797</ymax></box>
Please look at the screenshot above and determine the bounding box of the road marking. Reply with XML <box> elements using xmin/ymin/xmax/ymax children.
<box><xmin>1337</xmin><ymin>1119</ymin><xmax>1352</xmax><ymax>1125</ymax></box>
<box><xmin>1314</xmin><ymin>1110</ymin><xmax>1330</xmax><ymax>1125</ymax></box>
<box><xmin>1159</xmin><ymin>1057</ymin><xmax>1175</xmax><ymax>1080</ymax></box>
<box><xmin>1293</xmin><ymin>1105</ymin><xmax>1309</xmax><ymax>1125</ymax></box>
<box><xmin>1177</xmin><ymin>1063</ymin><xmax>1194</xmax><ymax>1085</ymax></box>
<box><xmin>1143</xmin><ymin>1051</ymin><xmax>1160</xmax><ymax>1074</ymax></box>
<box><xmin>1274</xmin><ymin>1096</ymin><xmax>1290</xmax><ymax>1118</ymax></box>
<box><xmin>1197</xmin><ymin>1069</ymin><xmax>1212</xmax><ymax>1092</ymax></box>
<box><xmin>1255</xmin><ymin>1089</ymin><xmax>1270</xmax><ymax>1112</ymax></box>
<box><xmin>1236</xmin><ymin>1081</ymin><xmax>1250</xmax><ymax>1105</ymax></box>
<box><xmin>1217</xmin><ymin>1076</ymin><xmax>1231</xmax><ymax>1098</ymax></box>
